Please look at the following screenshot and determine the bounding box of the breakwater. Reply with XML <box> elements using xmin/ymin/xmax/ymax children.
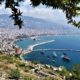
<box><xmin>24</xmin><ymin>40</ymin><xmax>55</xmax><ymax>53</ymax></box>
<box><xmin>32</xmin><ymin>49</ymin><xmax>80</xmax><ymax>52</ymax></box>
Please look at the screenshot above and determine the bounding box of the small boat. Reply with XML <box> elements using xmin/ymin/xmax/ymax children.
<box><xmin>20</xmin><ymin>39</ymin><xmax>23</xmax><ymax>41</ymax></box>
<box><xmin>52</xmin><ymin>51</ymin><xmax>57</xmax><ymax>57</ymax></box>
<box><xmin>31</xmin><ymin>37</ymin><xmax>37</xmax><ymax>41</ymax></box>
<box><xmin>40</xmin><ymin>52</ymin><xmax>45</xmax><ymax>55</ymax></box>
<box><xmin>62</xmin><ymin>55</ymin><xmax>71</xmax><ymax>62</ymax></box>
<box><xmin>33</xmin><ymin>38</ymin><xmax>36</xmax><ymax>41</ymax></box>
<box><xmin>47</xmin><ymin>55</ymin><xmax>51</xmax><ymax>59</ymax></box>
<box><xmin>63</xmin><ymin>52</ymin><xmax>67</xmax><ymax>55</ymax></box>
<box><xmin>52</xmin><ymin>60</ymin><xmax>55</xmax><ymax>62</ymax></box>
<box><xmin>61</xmin><ymin>53</ymin><xmax>71</xmax><ymax>62</ymax></box>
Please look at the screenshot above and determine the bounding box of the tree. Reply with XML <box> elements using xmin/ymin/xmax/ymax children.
<box><xmin>0</xmin><ymin>0</ymin><xmax>80</xmax><ymax>28</ymax></box>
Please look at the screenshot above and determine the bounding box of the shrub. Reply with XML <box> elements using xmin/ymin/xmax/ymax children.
<box><xmin>9</xmin><ymin>68</ymin><xmax>20</xmax><ymax>80</ymax></box>
<box><xmin>71</xmin><ymin>64</ymin><xmax>80</xmax><ymax>80</ymax></box>
<box><xmin>24</xmin><ymin>66</ymin><xmax>30</xmax><ymax>72</ymax></box>
<box><xmin>24</xmin><ymin>76</ymin><xmax>32</xmax><ymax>80</ymax></box>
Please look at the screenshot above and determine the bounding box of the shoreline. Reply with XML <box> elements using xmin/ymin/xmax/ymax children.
<box><xmin>27</xmin><ymin>40</ymin><xmax>55</xmax><ymax>51</ymax></box>
<box><xmin>20</xmin><ymin>39</ymin><xmax>55</xmax><ymax>62</ymax></box>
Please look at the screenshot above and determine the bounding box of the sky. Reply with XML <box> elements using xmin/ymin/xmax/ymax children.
<box><xmin>19</xmin><ymin>0</ymin><xmax>66</xmax><ymax>20</ymax></box>
<box><xmin>0</xmin><ymin>0</ymin><xmax>66</xmax><ymax>22</ymax></box>
<box><xmin>0</xmin><ymin>0</ymin><xmax>80</xmax><ymax>25</ymax></box>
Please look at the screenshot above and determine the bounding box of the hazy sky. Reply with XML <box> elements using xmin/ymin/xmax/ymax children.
<box><xmin>0</xmin><ymin>0</ymin><xmax>66</xmax><ymax>21</ymax></box>
<box><xmin>0</xmin><ymin>0</ymin><xmax>80</xmax><ymax>24</ymax></box>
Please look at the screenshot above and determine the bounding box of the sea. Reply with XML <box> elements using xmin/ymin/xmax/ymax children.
<box><xmin>16</xmin><ymin>35</ymin><xmax>80</xmax><ymax>69</ymax></box>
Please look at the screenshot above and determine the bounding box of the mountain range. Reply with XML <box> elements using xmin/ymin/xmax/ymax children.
<box><xmin>0</xmin><ymin>14</ymin><xmax>80</xmax><ymax>35</ymax></box>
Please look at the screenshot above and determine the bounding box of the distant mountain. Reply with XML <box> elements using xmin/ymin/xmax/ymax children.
<box><xmin>0</xmin><ymin>14</ymin><xmax>80</xmax><ymax>34</ymax></box>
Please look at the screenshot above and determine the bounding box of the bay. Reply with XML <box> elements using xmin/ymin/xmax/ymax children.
<box><xmin>16</xmin><ymin>35</ymin><xmax>80</xmax><ymax>69</ymax></box>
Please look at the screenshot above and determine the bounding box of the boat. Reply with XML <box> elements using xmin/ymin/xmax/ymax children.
<box><xmin>40</xmin><ymin>52</ymin><xmax>45</xmax><ymax>55</ymax></box>
<box><xmin>61</xmin><ymin>53</ymin><xmax>71</xmax><ymax>62</ymax></box>
<box><xmin>33</xmin><ymin>38</ymin><xmax>36</xmax><ymax>41</ymax></box>
<box><xmin>52</xmin><ymin>59</ymin><xmax>55</xmax><ymax>62</ymax></box>
<box><xmin>63</xmin><ymin>52</ymin><xmax>67</xmax><ymax>55</ymax></box>
<box><xmin>31</xmin><ymin>36</ymin><xmax>37</xmax><ymax>41</ymax></box>
<box><xmin>19</xmin><ymin>38</ymin><xmax>23</xmax><ymax>41</ymax></box>
<box><xmin>47</xmin><ymin>55</ymin><xmax>51</xmax><ymax>59</ymax></box>
<box><xmin>62</xmin><ymin>55</ymin><xmax>71</xmax><ymax>62</ymax></box>
<box><xmin>52</xmin><ymin>51</ymin><xmax>57</xmax><ymax>57</ymax></box>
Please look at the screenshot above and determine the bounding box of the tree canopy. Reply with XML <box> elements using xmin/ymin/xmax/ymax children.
<box><xmin>0</xmin><ymin>0</ymin><xmax>80</xmax><ymax>28</ymax></box>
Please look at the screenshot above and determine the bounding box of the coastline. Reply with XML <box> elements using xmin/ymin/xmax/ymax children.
<box><xmin>27</xmin><ymin>40</ymin><xmax>55</xmax><ymax>51</ymax></box>
<box><xmin>15</xmin><ymin>35</ymin><xmax>80</xmax><ymax>68</ymax></box>
<box><xmin>20</xmin><ymin>39</ymin><xmax>55</xmax><ymax>62</ymax></box>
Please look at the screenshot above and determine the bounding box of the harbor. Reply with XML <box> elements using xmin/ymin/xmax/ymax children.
<box><xmin>17</xmin><ymin>35</ymin><xmax>80</xmax><ymax>69</ymax></box>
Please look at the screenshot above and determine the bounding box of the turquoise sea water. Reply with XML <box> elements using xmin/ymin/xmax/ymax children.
<box><xmin>16</xmin><ymin>35</ymin><xmax>80</xmax><ymax>69</ymax></box>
